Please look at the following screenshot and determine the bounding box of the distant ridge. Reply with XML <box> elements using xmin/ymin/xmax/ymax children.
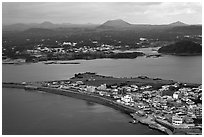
<box><xmin>169</xmin><ymin>21</ymin><xmax>188</xmax><ymax>26</ymax></box>
<box><xmin>3</xmin><ymin>20</ymin><xmax>200</xmax><ymax>32</ymax></box>
<box><xmin>2</xmin><ymin>21</ymin><xmax>99</xmax><ymax>31</ymax></box>
<box><xmin>24</xmin><ymin>28</ymin><xmax>54</xmax><ymax>33</ymax></box>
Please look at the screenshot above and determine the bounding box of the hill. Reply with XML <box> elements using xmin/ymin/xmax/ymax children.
<box><xmin>158</xmin><ymin>40</ymin><xmax>202</xmax><ymax>55</ymax></box>
<box><xmin>169</xmin><ymin>21</ymin><xmax>188</xmax><ymax>26</ymax></box>
<box><xmin>98</xmin><ymin>19</ymin><xmax>132</xmax><ymax>29</ymax></box>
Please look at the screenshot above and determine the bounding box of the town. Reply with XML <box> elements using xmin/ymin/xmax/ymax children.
<box><xmin>27</xmin><ymin>72</ymin><xmax>202</xmax><ymax>135</ymax></box>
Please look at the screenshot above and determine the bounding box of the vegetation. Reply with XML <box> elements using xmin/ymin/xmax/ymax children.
<box><xmin>158</xmin><ymin>40</ymin><xmax>202</xmax><ymax>55</ymax></box>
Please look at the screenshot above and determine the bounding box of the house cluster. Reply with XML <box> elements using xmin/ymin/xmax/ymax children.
<box><xmin>176</xmin><ymin>35</ymin><xmax>202</xmax><ymax>44</ymax></box>
<box><xmin>143</xmin><ymin>85</ymin><xmax>202</xmax><ymax>129</ymax></box>
<box><xmin>23</xmin><ymin>42</ymin><xmax>115</xmax><ymax>55</ymax></box>
<box><xmin>183</xmin><ymin>35</ymin><xmax>202</xmax><ymax>39</ymax></box>
<box><xmin>3</xmin><ymin>40</ymin><xmax>122</xmax><ymax>62</ymax></box>
<box><xmin>41</xmin><ymin>79</ymin><xmax>202</xmax><ymax>129</ymax></box>
<box><xmin>65</xmin><ymin>44</ymin><xmax>115</xmax><ymax>53</ymax></box>
<box><xmin>14</xmin><ymin>42</ymin><xmax>117</xmax><ymax>61</ymax></box>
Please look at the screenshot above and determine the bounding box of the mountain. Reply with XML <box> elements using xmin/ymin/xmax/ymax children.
<box><xmin>158</xmin><ymin>40</ymin><xmax>202</xmax><ymax>55</ymax></box>
<box><xmin>38</xmin><ymin>21</ymin><xmax>57</xmax><ymax>28</ymax></box>
<box><xmin>98</xmin><ymin>19</ymin><xmax>132</xmax><ymax>29</ymax></box>
<box><xmin>3</xmin><ymin>20</ymin><xmax>201</xmax><ymax>35</ymax></box>
<box><xmin>2</xmin><ymin>22</ymin><xmax>99</xmax><ymax>31</ymax></box>
<box><xmin>2</xmin><ymin>23</ymin><xmax>31</xmax><ymax>31</ymax></box>
<box><xmin>169</xmin><ymin>21</ymin><xmax>188</xmax><ymax>26</ymax></box>
<box><xmin>2</xmin><ymin>22</ymin><xmax>56</xmax><ymax>31</ymax></box>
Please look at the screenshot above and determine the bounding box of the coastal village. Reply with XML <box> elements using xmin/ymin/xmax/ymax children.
<box><xmin>21</xmin><ymin>72</ymin><xmax>202</xmax><ymax>135</ymax></box>
<box><xmin>2</xmin><ymin>2</ymin><xmax>202</xmax><ymax>135</ymax></box>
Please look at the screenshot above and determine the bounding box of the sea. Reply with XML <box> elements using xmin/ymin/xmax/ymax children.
<box><xmin>2</xmin><ymin>48</ymin><xmax>202</xmax><ymax>135</ymax></box>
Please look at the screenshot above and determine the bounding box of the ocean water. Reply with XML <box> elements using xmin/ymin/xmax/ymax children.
<box><xmin>2</xmin><ymin>55</ymin><xmax>202</xmax><ymax>84</ymax></box>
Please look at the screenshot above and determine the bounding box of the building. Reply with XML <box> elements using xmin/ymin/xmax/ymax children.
<box><xmin>194</xmin><ymin>105</ymin><xmax>202</xmax><ymax>118</ymax></box>
<box><xmin>131</xmin><ymin>85</ymin><xmax>138</xmax><ymax>89</ymax></box>
<box><xmin>121</xmin><ymin>95</ymin><xmax>133</xmax><ymax>103</ymax></box>
<box><xmin>63</xmin><ymin>42</ymin><xmax>72</xmax><ymax>45</ymax></box>
<box><xmin>86</xmin><ymin>86</ymin><xmax>96</xmax><ymax>92</ymax></box>
<box><xmin>97</xmin><ymin>84</ymin><xmax>107</xmax><ymax>90</ymax></box>
<box><xmin>172</xmin><ymin>115</ymin><xmax>183</xmax><ymax>125</ymax></box>
<box><xmin>140</xmin><ymin>38</ymin><xmax>148</xmax><ymax>41</ymax></box>
<box><xmin>76</xmin><ymin>81</ymin><xmax>84</xmax><ymax>85</ymax></box>
<box><xmin>173</xmin><ymin>91</ymin><xmax>179</xmax><ymax>99</ymax></box>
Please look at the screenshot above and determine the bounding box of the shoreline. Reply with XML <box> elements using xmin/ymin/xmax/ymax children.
<box><xmin>3</xmin><ymin>82</ymin><xmax>170</xmax><ymax>135</ymax></box>
<box><xmin>2</xmin><ymin>83</ymin><xmax>136</xmax><ymax>114</ymax></box>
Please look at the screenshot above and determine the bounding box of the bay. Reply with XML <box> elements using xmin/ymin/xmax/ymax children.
<box><xmin>3</xmin><ymin>55</ymin><xmax>202</xmax><ymax>84</ymax></box>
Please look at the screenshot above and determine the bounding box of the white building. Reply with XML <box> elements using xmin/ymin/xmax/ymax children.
<box><xmin>172</xmin><ymin>115</ymin><xmax>183</xmax><ymax>125</ymax></box>
<box><xmin>140</xmin><ymin>38</ymin><xmax>148</xmax><ymax>41</ymax></box>
<box><xmin>86</xmin><ymin>86</ymin><xmax>96</xmax><ymax>92</ymax></box>
<box><xmin>76</xmin><ymin>81</ymin><xmax>83</xmax><ymax>85</ymax></box>
<box><xmin>121</xmin><ymin>95</ymin><xmax>133</xmax><ymax>103</ymax></box>
<box><xmin>173</xmin><ymin>92</ymin><xmax>180</xmax><ymax>99</ymax></box>
<box><xmin>63</xmin><ymin>42</ymin><xmax>72</xmax><ymax>45</ymax></box>
<box><xmin>97</xmin><ymin>84</ymin><xmax>107</xmax><ymax>90</ymax></box>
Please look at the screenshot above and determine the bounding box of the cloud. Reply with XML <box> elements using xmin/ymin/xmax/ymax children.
<box><xmin>141</xmin><ymin>2</ymin><xmax>201</xmax><ymax>24</ymax></box>
<box><xmin>2</xmin><ymin>2</ymin><xmax>202</xmax><ymax>25</ymax></box>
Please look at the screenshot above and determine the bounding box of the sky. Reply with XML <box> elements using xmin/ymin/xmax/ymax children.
<box><xmin>2</xmin><ymin>2</ymin><xmax>202</xmax><ymax>25</ymax></box>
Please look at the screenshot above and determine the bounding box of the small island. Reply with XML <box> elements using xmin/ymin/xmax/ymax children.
<box><xmin>2</xmin><ymin>72</ymin><xmax>202</xmax><ymax>135</ymax></box>
<box><xmin>158</xmin><ymin>40</ymin><xmax>202</xmax><ymax>56</ymax></box>
<box><xmin>44</xmin><ymin>61</ymin><xmax>80</xmax><ymax>65</ymax></box>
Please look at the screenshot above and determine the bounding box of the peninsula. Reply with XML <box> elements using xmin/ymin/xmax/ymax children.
<box><xmin>158</xmin><ymin>40</ymin><xmax>202</xmax><ymax>56</ymax></box>
<box><xmin>3</xmin><ymin>72</ymin><xmax>202</xmax><ymax>135</ymax></box>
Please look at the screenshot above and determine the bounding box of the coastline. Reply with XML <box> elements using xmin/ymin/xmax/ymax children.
<box><xmin>3</xmin><ymin>82</ymin><xmax>171</xmax><ymax>135</ymax></box>
<box><xmin>2</xmin><ymin>83</ymin><xmax>136</xmax><ymax>114</ymax></box>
